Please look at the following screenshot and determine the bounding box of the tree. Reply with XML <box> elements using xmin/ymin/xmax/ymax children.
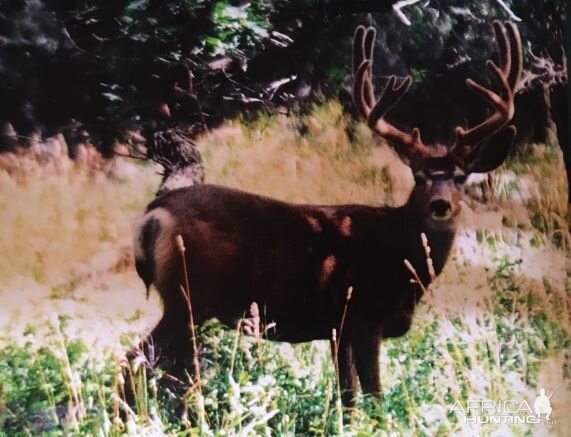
<box><xmin>0</xmin><ymin>1</ymin><xmax>566</xmax><ymax>158</ymax></box>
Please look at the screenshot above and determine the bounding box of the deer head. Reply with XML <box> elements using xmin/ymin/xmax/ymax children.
<box><xmin>353</xmin><ymin>22</ymin><xmax>522</xmax><ymax>228</ymax></box>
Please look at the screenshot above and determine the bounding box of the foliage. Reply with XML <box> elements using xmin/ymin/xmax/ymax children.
<box><xmin>0</xmin><ymin>320</ymin><xmax>334</xmax><ymax>435</ymax></box>
<box><xmin>0</xmin><ymin>1</ymin><xmax>566</xmax><ymax>153</ymax></box>
<box><xmin>1</xmin><ymin>102</ymin><xmax>569</xmax><ymax>435</ymax></box>
<box><xmin>1</xmin><ymin>249</ymin><xmax>568</xmax><ymax>435</ymax></box>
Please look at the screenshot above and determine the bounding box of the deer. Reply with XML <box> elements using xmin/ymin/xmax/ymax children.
<box><xmin>132</xmin><ymin>21</ymin><xmax>522</xmax><ymax>407</ymax></box>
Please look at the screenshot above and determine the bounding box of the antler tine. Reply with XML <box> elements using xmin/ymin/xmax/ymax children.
<box><xmin>454</xmin><ymin>21</ymin><xmax>523</xmax><ymax>158</ymax></box>
<box><xmin>493</xmin><ymin>21</ymin><xmax>511</xmax><ymax>77</ymax></box>
<box><xmin>368</xmin><ymin>75</ymin><xmax>413</xmax><ymax>126</ymax></box>
<box><xmin>352</xmin><ymin>26</ymin><xmax>366</xmax><ymax>77</ymax></box>
<box><xmin>352</xmin><ymin>26</ymin><xmax>377</xmax><ymax>116</ymax></box>
<box><xmin>354</xmin><ymin>60</ymin><xmax>373</xmax><ymax>116</ymax></box>
<box><xmin>362</xmin><ymin>28</ymin><xmax>376</xmax><ymax>109</ymax></box>
<box><xmin>352</xmin><ymin>25</ymin><xmax>428</xmax><ymax>164</ymax></box>
<box><xmin>505</xmin><ymin>22</ymin><xmax>523</xmax><ymax>89</ymax></box>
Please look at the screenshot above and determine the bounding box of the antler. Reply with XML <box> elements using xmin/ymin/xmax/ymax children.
<box><xmin>352</xmin><ymin>25</ymin><xmax>429</xmax><ymax>165</ymax></box>
<box><xmin>453</xmin><ymin>21</ymin><xmax>523</xmax><ymax>159</ymax></box>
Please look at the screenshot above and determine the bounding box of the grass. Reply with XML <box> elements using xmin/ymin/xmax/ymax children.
<box><xmin>0</xmin><ymin>101</ymin><xmax>570</xmax><ymax>436</ymax></box>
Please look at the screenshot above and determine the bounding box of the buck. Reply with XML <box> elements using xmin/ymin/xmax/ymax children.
<box><xmin>133</xmin><ymin>21</ymin><xmax>522</xmax><ymax>406</ymax></box>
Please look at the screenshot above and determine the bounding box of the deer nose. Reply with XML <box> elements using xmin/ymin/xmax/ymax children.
<box><xmin>429</xmin><ymin>199</ymin><xmax>452</xmax><ymax>218</ymax></box>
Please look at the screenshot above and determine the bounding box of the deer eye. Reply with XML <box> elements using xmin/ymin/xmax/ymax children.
<box><xmin>454</xmin><ymin>174</ymin><xmax>467</xmax><ymax>184</ymax></box>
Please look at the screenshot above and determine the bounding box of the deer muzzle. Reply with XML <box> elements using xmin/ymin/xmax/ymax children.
<box><xmin>428</xmin><ymin>198</ymin><xmax>453</xmax><ymax>221</ymax></box>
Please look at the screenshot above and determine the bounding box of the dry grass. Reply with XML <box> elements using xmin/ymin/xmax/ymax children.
<box><xmin>0</xmin><ymin>161</ymin><xmax>162</xmax><ymax>351</ymax></box>
<box><xmin>0</xmin><ymin>100</ymin><xmax>569</xmax><ymax>435</ymax></box>
<box><xmin>199</xmin><ymin>103</ymin><xmax>413</xmax><ymax>206</ymax></box>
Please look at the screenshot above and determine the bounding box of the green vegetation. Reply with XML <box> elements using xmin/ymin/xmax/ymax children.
<box><xmin>0</xmin><ymin>102</ymin><xmax>569</xmax><ymax>435</ymax></box>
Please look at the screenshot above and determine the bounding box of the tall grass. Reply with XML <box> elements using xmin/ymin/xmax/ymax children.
<box><xmin>0</xmin><ymin>101</ymin><xmax>569</xmax><ymax>435</ymax></box>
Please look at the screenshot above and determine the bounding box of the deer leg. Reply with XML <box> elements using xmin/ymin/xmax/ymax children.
<box><xmin>148</xmin><ymin>274</ymin><xmax>194</xmax><ymax>356</ymax></box>
<box><xmin>352</xmin><ymin>329</ymin><xmax>382</xmax><ymax>398</ymax></box>
<box><xmin>337</xmin><ymin>339</ymin><xmax>358</xmax><ymax>408</ymax></box>
<box><xmin>148</xmin><ymin>304</ymin><xmax>192</xmax><ymax>364</ymax></box>
<box><xmin>124</xmin><ymin>318</ymin><xmax>189</xmax><ymax>414</ymax></box>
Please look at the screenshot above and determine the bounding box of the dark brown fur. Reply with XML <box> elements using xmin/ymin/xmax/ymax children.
<box><xmin>135</xmin><ymin>171</ymin><xmax>459</xmax><ymax>405</ymax></box>
<box><xmin>134</xmin><ymin>123</ymin><xmax>515</xmax><ymax>405</ymax></box>
<box><xmin>133</xmin><ymin>22</ymin><xmax>521</xmax><ymax>406</ymax></box>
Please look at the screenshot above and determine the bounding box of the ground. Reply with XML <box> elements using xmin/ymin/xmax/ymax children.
<box><xmin>0</xmin><ymin>102</ymin><xmax>569</xmax><ymax>436</ymax></box>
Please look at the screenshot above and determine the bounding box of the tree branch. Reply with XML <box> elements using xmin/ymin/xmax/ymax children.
<box><xmin>327</xmin><ymin>0</ymin><xmax>399</xmax><ymax>15</ymax></box>
<box><xmin>392</xmin><ymin>0</ymin><xmax>423</xmax><ymax>26</ymax></box>
<box><xmin>494</xmin><ymin>0</ymin><xmax>522</xmax><ymax>22</ymax></box>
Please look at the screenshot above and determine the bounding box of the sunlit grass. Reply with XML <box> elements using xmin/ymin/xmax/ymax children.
<box><xmin>0</xmin><ymin>101</ymin><xmax>569</xmax><ymax>435</ymax></box>
<box><xmin>199</xmin><ymin>102</ymin><xmax>412</xmax><ymax>206</ymax></box>
<box><xmin>0</xmin><ymin>166</ymin><xmax>159</xmax><ymax>284</ymax></box>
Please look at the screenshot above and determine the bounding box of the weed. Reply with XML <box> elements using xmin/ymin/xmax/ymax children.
<box><xmin>1</xmin><ymin>101</ymin><xmax>570</xmax><ymax>435</ymax></box>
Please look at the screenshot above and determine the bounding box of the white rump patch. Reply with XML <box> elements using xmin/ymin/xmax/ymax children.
<box><xmin>132</xmin><ymin>207</ymin><xmax>175</xmax><ymax>263</ymax></box>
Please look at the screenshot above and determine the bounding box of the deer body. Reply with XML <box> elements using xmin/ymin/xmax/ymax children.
<box><xmin>134</xmin><ymin>21</ymin><xmax>522</xmax><ymax>406</ymax></box>
<box><xmin>135</xmin><ymin>180</ymin><xmax>457</xmax><ymax>399</ymax></box>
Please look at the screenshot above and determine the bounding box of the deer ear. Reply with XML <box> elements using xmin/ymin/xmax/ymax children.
<box><xmin>466</xmin><ymin>126</ymin><xmax>516</xmax><ymax>174</ymax></box>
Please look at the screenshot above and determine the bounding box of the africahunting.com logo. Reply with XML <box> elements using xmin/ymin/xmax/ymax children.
<box><xmin>449</xmin><ymin>386</ymin><xmax>560</xmax><ymax>425</ymax></box>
